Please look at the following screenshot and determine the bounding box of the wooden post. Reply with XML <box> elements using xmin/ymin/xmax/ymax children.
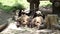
<box><xmin>45</xmin><ymin>14</ymin><xmax>58</xmax><ymax>29</ymax></box>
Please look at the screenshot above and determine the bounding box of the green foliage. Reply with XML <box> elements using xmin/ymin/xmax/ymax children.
<box><xmin>0</xmin><ymin>5</ymin><xmax>13</xmax><ymax>12</ymax></box>
<box><xmin>0</xmin><ymin>0</ymin><xmax>26</xmax><ymax>13</ymax></box>
<box><xmin>45</xmin><ymin>3</ymin><xmax>52</xmax><ymax>7</ymax></box>
<box><xmin>13</xmin><ymin>3</ymin><xmax>25</xmax><ymax>10</ymax></box>
<box><xmin>0</xmin><ymin>0</ymin><xmax>52</xmax><ymax>13</ymax></box>
<box><xmin>0</xmin><ymin>3</ymin><xmax>25</xmax><ymax>13</ymax></box>
<box><xmin>40</xmin><ymin>1</ymin><xmax>52</xmax><ymax>7</ymax></box>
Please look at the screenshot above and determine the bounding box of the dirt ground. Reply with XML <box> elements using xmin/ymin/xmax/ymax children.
<box><xmin>0</xmin><ymin>22</ymin><xmax>60</xmax><ymax>34</ymax></box>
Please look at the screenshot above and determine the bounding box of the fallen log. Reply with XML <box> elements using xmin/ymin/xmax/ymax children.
<box><xmin>0</xmin><ymin>23</ymin><xmax>9</xmax><ymax>32</ymax></box>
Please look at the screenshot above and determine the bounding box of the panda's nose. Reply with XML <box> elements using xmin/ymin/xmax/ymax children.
<box><xmin>23</xmin><ymin>20</ymin><xmax>25</xmax><ymax>22</ymax></box>
<box><xmin>37</xmin><ymin>22</ymin><xmax>39</xmax><ymax>23</ymax></box>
